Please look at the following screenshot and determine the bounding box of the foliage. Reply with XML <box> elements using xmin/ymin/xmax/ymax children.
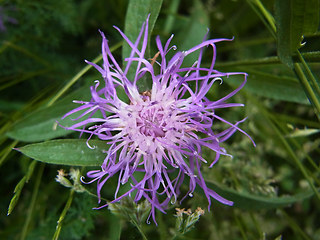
<box><xmin>1</xmin><ymin>0</ymin><xmax>320</xmax><ymax>239</ymax></box>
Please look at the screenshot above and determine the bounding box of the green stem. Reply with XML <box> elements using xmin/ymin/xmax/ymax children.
<box><xmin>246</xmin><ymin>0</ymin><xmax>320</xmax><ymax>121</ymax></box>
<box><xmin>247</xmin><ymin>0</ymin><xmax>276</xmax><ymax>38</ymax></box>
<box><xmin>0</xmin><ymin>140</ymin><xmax>18</xmax><ymax>167</ymax></box>
<box><xmin>251</xmin><ymin>0</ymin><xmax>276</xmax><ymax>32</ymax></box>
<box><xmin>130</xmin><ymin>218</ymin><xmax>148</xmax><ymax>240</ymax></box>
<box><xmin>52</xmin><ymin>189</ymin><xmax>75</xmax><ymax>240</ymax></box>
<box><xmin>296</xmin><ymin>51</ymin><xmax>320</xmax><ymax>97</ymax></box>
<box><xmin>20</xmin><ymin>163</ymin><xmax>44</xmax><ymax>240</ymax></box>
<box><xmin>294</xmin><ymin>62</ymin><xmax>320</xmax><ymax>120</ymax></box>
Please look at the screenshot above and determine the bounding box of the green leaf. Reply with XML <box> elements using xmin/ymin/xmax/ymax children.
<box><xmin>17</xmin><ymin>139</ymin><xmax>107</xmax><ymax>166</ymax></box>
<box><xmin>299</xmin><ymin>0</ymin><xmax>320</xmax><ymax>34</ymax></box>
<box><xmin>123</xmin><ymin>0</ymin><xmax>163</xmax><ymax>90</ymax></box>
<box><xmin>123</xmin><ymin>0</ymin><xmax>163</xmax><ymax>59</ymax></box>
<box><xmin>206</xmin><ymin>181</ymin><xmax>316</xmax><ymax>210</ymax></box>
<box><xmin>7</xmin><ymin>161</ymin><xmax>37</xmax><ymax>215</ymax></box>
<box><xmin>223</xmin><ymin>68</ymin><xmax>309</xmax><ymax>104</ymax></box>
<box><xmin>275</xmin><ymin>0</ymin><xmax>320</xmax><ymax>68</ymax></box>
<box><xmin>286</xmin><ymin>128</ymin><xmax>320</xmax><ymax>138</ymax></box>
<box><xmin>6</xmin><ymin>86</ymin><xmax>92</xmax><ymax>142</ymax></box>
<box><xmin>173</xmin><ymin>0</ymin><xmax>209</xmax><ymax>67</ymax></box>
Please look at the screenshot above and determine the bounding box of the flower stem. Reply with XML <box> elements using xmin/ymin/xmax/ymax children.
<box><xmin>0</xmin><ymin>140</ymin><xmax>18</xmax><ymax>167</ymax></box>
<box><xmin>297</xmin><ymin>51</ymin><xmax>320</xmax><ymax>95</ymax></box>
<box><xmin>246</xmin><ymin>0</ymin><xmax>276</xmax><ymax>38</ymax></box>
<box><xmin>129</xmin><ymin>218</ymin><xmax>148</xmax><ymax>240</ymax></box>
<box><xmin>52</xmin><ymin>189</ymin><xmax>75</xmax><ymax>240</ymax></box>
<box><xmin>293</xmin><ymin>62</ymin><xmax>320</xmax><ymax>120</ymax></box>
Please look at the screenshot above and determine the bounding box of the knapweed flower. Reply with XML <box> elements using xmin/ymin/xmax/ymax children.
<box><xmin>62</xmin><ymin>16</ymin><xmax>254</xmax><ymax>223</ymax></box>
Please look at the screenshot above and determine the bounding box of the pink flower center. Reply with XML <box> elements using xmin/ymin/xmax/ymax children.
<box><xmin>136</xmin><ymin>103</ymin><xmax>167</xmax><ymax>138</ymax></box>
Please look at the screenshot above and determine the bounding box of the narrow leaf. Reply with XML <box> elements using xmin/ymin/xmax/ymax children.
<box><xmin>275</xmin><ymin>0</ymin><xmax>294</xmax><ymax>68</ymax></box>
<box><xmin>123</xmin><ymin>0</ymin><xmax>163</xmax><ymax>59</ymax></box>
<box><xmin>53</xmin><ymin>190</ymin><xmax>75</xmax><ymax>240</ymax></box>
<box><xmin>173</xmin><ymin>0</ymin><xmax>209</xmax><ymax>67</ymax></box>
<box><xmin>286</xmin><ymin>128</ymin><xmax>320</xmax><ymax>138</ymax></box>
<box><xmin>7</xmin><ymin>160</ymin><xmax>37</xmax><ymax>215</ymax></box>
<box><xmin>17</xmin><ymin>139</ymin><xmax>107</xmax><ymax>166</ymax></box>
<box><xmin>123</xmin><ymin>0</ymin><xmax>163</xmax><ymax>91</ymax></box>
<box><xmin>223</xmin><ymin>69</ymin><xmax>309</xmax><ymax>104</ymax></box>
<box><xmin>6</xmin><ymin>86</ymin><xmax>92</xmax><ymax>142</ymax></box>
<box><xmin>206</xmin><ymin>181</ymin><xmax>316</xmax><ymax>210</ymax></box>
<box><xmin>275</xmin><ymin>0</ymin><xmax>320</xmax><ymax>68</ymax></box>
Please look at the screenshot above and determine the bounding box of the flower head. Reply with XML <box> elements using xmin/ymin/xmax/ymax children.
<box><xmin>62</xmin><ymin>16</ymin><xmax>254</xmax><ymax>223</ymax></box>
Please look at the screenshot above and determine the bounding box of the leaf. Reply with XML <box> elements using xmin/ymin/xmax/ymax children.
<box><xmin>205</xmin><ymin>181</ymin><xmax>315</xmax><ymax>210</ymax></box>
<box><xmin>223</xmin><ymin>68</ymin><xmax>309</xmax><ymax>104</ymax></box>
<box><xmin>275</xmin><ymin>0</ymin><xmax>320</xmax><ymax>68</ymax></box>
<box><xmin>6</xmin><ymin>86</ymin><xmax>93</xmax><ymax>142</ymax></box>
<box><xmin>17</xmin><ymin>139</ymin><xmax>107</xmax><ymax>166</ymax></box>
<box><xmin>7</xmin><ymin>161</ymin><xmax>37</xmax><ymax>215</ymax></box>
<box><xmin>173</xmin><ymin>0</ymin><xmax>209</xmax><ymax>68</ymax></box>
<box><xmin>123</xmin><ymin>0</ymin><xmax>163</xmax><ymax>90</ymax></box>
<box><xmin>286</xmin><ymin>128</ymin><xmax>320</xmax><ymax>138</ymax></box>
<box><xmin>123</xmin><ymin>0</ymin><xmax>163</xmax><ymax>59</ymax></box>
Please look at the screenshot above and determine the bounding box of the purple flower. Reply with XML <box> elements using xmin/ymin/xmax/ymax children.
<box><xmin>62</xmin><ymin>16</ymin><xmax>254</xmax><ymax>223</ymax></box>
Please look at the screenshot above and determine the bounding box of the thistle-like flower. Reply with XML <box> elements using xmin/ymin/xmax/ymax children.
<box><xmin>62</xmin><ymin>16</ymin><xmax>254</xmax><ymax>223</ymax></box>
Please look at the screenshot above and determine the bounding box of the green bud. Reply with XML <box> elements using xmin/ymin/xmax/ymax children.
<box><xmin>109</xmin><ymin>197</ymin><xmax>151</xmax><ymax>225</ymax></box>
<box><xmin>174</xmin><ymin>207</ymin><xmax>205</xmax><ymax>234</ymax></box>
<box><xmin>55</xmin><ymin>169</ymin><xmax>72</xmax><ymax>188</ymax></box>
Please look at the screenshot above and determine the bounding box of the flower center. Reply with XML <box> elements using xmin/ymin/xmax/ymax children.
<box><xmin>136</xmin><ymin>102</ymin><xmax>167</xmax><ymax>138</ymax></box>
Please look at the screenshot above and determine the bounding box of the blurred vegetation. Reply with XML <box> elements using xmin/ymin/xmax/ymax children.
<box><xmin>1</xmin><ymin>0</ymin><xmax>319</xmax><ymax>239</ymax></box>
